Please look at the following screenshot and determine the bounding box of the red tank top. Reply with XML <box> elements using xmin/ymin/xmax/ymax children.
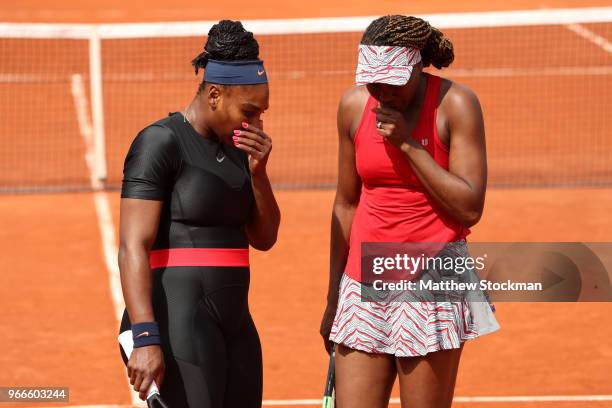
<box><xmin>345</xmin><ymin>73</ymin><xmax>469</xmax><ymax>282</ymax></box>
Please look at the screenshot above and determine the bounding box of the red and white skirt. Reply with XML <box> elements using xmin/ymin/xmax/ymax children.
<box><xmin>329</xmin><ymin>246</ymin><xmax>500</xmax><ymax>357</ymax></box>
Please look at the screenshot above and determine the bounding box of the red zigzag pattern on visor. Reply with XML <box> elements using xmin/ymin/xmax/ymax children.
<box><xmin>356</xmin><ymin>45</ymin><xmax>422</xmax><ymax>86</ymax></box>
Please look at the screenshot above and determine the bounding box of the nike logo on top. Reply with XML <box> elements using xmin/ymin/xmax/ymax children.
<box><xmin>257</xmin><ymin>69</ymin><xmax>265</xmax><ymax>76</ymax></box>
<box><xmin>135</xmin><ymin>331</ymin><xmax>150</xmax><ymax>338</ymax></box>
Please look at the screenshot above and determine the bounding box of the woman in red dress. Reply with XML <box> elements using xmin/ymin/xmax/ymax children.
<box><xmin>320</xmin><ymin>15</ymin><xmax>499</xmax><ymax>408</ymax></box>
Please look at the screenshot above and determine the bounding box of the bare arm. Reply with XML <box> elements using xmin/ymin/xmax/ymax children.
<box><xmin>235</xmin><ymin>122</ymin><xmax>281</xmax><ymax>251</ymax></box>
<box><xmin>118</xmin><ymin>198</ymin><xmax>164</xmax><ymax>400</ymax></box>
<box><xmin>376</xmin><ymin>82</ymin><xmax>487</xmax><ymax>227</ymax></box>
<box><xmin>320</xmin><ymin>87</ymin><xmax>364</xmax><ymax>350</ymax></box>
<box><xmin>246</xmin><ymin>171</ymin><xmax>281</xmax><ymax>251</ymax></box>
<box><xmin>118</xmin><ymin>198</ymin><xmax>162</xmax><ymax>323</ymax></box>
<box><xmin>405</xmin><ymin>83</ymin><xmax>486</xmax><ymax>226</ymax></box>
<box><xmin>327</xmin><ymin>101</ymin><xmax>362</xmax><ymax>304</ymax></box>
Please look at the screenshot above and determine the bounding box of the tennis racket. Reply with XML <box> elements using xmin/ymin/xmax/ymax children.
<box><xmin>118</xmin><ymin>330</ymin><xmax>169</xmax><ymax>408</ymax></box>
<box><xmin>322</xmin><ymin>343</ymin><xmax>336</xmax><ymax>408</ymax></box>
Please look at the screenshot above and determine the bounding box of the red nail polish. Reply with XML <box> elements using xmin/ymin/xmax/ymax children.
<box><xmin>233</xmin><ymin>130</ymin><xmax>240</xmax><ymax>136</ymax></box>
<box><xmin>242</xmin><ymin>122</ymin><xmax>248</xmax><ymax>129</ymax></box>
<box><xmin>232</xmin><ymin>136</ymin><xmax>238</xmax><ymax>141</ymax></box>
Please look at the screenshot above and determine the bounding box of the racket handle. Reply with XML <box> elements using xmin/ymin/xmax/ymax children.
<box><xmin>147</xmin><ymin>393</ymin><xmax>170</xmax><ymax>408</ymax></box>
<box><xmin>145</xmin><ymin>382</ymin><xmax>160</xmax><ymax>400</ymax></box>
<box><xmin>322</xmin><ymin>395</ymin><xmax>334</xmax><ymax>408</ymax></box>
<box><xmin>322</xmin><ymin>344</ymin><xmax>336</xmax><ymax>408</ymax></box>
<box><xmin>118</xmin><ymin>330</ymin><xmax>161</xmax><ymax>399</ymax></box>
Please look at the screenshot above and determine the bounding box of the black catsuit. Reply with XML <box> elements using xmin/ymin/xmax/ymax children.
<box><xmin>119</xmin><ymin>112</ymin><xmax>262</xmax><ymax>408</ymax></box>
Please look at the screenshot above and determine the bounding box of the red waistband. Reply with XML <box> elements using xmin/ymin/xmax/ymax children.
<box><xmin>149</xmin><ymin>248</ymin><xmax>250</xmax><ymax>269</ymax></box>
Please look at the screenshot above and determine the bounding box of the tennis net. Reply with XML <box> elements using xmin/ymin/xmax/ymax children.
<box><xmin>1</xmin><ymin>7</ymin><xmax>611</xmax><ymax>192</ymax></box>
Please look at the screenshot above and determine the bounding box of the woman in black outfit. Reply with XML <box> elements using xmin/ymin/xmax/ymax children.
<box><xmin>118</xmin><ymin>20</ymin><xmax>280</xmax><ymax>408</ymax></box>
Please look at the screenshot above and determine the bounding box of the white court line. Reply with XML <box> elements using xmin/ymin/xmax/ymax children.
<box><xmin>71</xmin><ymin>74</ymin><xmax>142</xmax><ymax>407</ymax></box>
<box><xmin>70</xmin><ymin>73</ymin><xmax>123</xmax><ymax>322</ymax></box>
<box><xmin>264</xmin><ymin>395</ymin><xmax>612</xmax><ymax>405</ymax></box>
<box><xmin>70</xmin><ymin>74</ymin><xmax>102</xmax><ymax>191</ymax></box>
<box><xmin>30</xmin><ymin>394</ymin><xmax>612</xmax><ymax>407</ymax></box>
<box><xmin>91</xmin><ymin>192</ymin><xmax>123</xmax><ymax>323</ymax></box>
<box><xmin>565</xmin><ymin>23</ymin><xmax>612</xmax><ymax>53</ymax></box>
<box><xmin>453</xmin><ymin>395</ymin><xmax>612</xmax><ymax>402</ymax></box>
<box><xmin>2</xmin><ymin>7</ymin><xmax>612</xmax><ymax>38</ymax></box>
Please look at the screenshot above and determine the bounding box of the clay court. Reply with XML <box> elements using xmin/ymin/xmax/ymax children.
<box><xmin>1</xmin><ymin>0</ymin><xmax>612</xmax><ymax>407</ymax></box>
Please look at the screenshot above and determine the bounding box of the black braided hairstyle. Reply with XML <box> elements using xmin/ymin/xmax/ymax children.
<box><xmin>191</xmin><ymin>20</ymin><xmax>260</xmax><ymax>92</ymax></box>
<box><xmin>361</xmin><ymin>15</ymin><xmax>454</xmax><ymax>69</ymax></box>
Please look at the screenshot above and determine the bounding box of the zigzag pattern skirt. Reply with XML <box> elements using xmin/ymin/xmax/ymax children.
<box><xmin>329</xmin><ymin>242</ymin><xmax>500</xmax><ymax>357</ymax></box>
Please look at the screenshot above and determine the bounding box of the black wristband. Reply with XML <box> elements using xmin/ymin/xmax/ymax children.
<box><xmin>132</xmin><ymin>321</ymin><xmax>161</xmax><ymax>348</ymax></box>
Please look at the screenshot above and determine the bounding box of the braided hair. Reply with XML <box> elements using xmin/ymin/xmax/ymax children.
<box><xmin>361</xmin><ymin>15</ymin><xmax>454</xmax><ymax>69</ymax></box>
<box><xmin>191</xmin><ymin>20</ymin><xmax>260</xmax><ymax>91</ymax></box>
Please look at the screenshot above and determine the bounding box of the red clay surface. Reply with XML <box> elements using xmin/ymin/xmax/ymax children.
<box><xmin>1</xmin><ymin>0</ymin><xmax>612</xmax><ymax>406</ymax></box>
<box><xmin>1</xmin><ymin>189</ymin><xmax>612</xmax><ymax>406</ymax></box>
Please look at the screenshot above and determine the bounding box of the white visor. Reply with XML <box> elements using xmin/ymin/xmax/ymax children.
<box><xmin>355</xmin><ymin>45</ymin><xmax>422</xmax><ymax>86</ymax></box>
